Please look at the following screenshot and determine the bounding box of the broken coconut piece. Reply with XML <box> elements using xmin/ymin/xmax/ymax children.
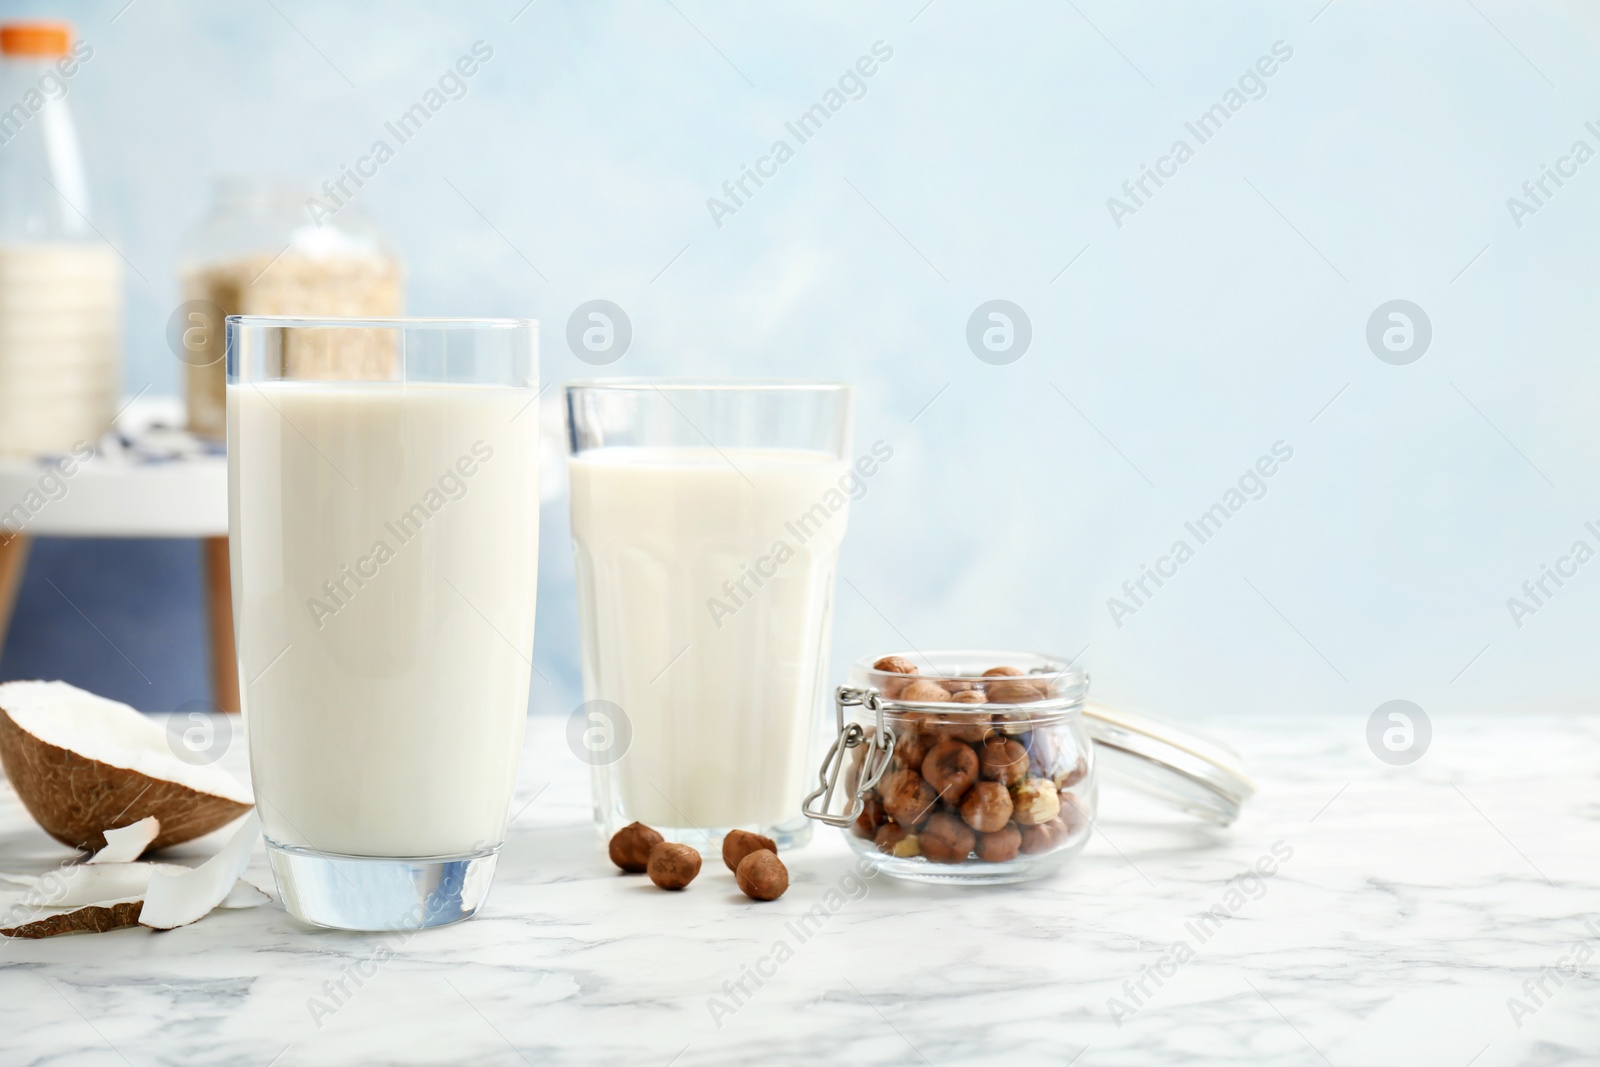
<box><xmin>88</xmin><ymin>816</ymin><xmax>160</xmax><ymax>864</ymax></box>
<box><xmin>0</xmin><ymin>680</ymin><xmax>252</xmax><ymax>852</ymax></box>
<box><xmin>0</xmin><ymin>898</ymin><xmax>143</xmax><ymax>939</ymax></box>
<box><xmin>139</xmin><ymin>813</ymin><xmax>260</xmax><ymax>930</ymax></box>
<box><xmin>0</xmin><ymin>877</ymin><xmax>268</xmax><ymax>939</ymax></box>
<box><xmin>0</xmin><ymin>817</ymin><xmax>270</xmax><ymax>939</ymax></box>
<box><xmin>0</xmin><ymin>861</ymin><xmax>188</xmax><ymax>908</ymax></box>
<box><xmin>220</xmin><ymin>880</ymin><xmax>271</xmax><ymax>909</ymax></box>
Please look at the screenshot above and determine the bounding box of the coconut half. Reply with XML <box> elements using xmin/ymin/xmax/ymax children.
<box><xmin>0</xmin><ymin>681</ymin><xmax>252</xmax><ymax>852</ymax></box>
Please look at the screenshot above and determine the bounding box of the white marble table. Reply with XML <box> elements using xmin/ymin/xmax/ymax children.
<box><xmin>1</xmin><ymin>711</ymin><xmax>1596</xmax><ymax>1066</ymax></box>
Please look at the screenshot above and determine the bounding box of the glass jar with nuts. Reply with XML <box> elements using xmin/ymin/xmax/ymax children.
<box><xmin>803</xmin><ymin>651</ymin><xmax>1095</xmax><ymax>885</ymax></box>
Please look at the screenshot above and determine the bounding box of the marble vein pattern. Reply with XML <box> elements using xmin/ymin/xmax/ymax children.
<box><xmin>0</xmin><ymin>712</ymin><xmax>1596</xmax><ymax>1066</ymax></box>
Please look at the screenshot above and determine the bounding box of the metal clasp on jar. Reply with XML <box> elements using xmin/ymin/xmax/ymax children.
<box><xmin>801</xmin><ymin>686</ymin><xmax>897</xmax><ymax>827</ymax></box>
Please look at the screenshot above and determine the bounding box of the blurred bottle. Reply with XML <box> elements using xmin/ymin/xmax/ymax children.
<box><xmin>178</xmin><ymin>177</ymin><xmax>404</xmax><ymax>438</ymax></box>
<box><xmin>0</xmin><ymin>21</ymin><xmax>121</xmax><ymax>458</ymax></box>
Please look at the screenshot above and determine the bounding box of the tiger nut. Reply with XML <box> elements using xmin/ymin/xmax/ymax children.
<box><xmin>1055</xmin><ymin>756</ymin><xmax>1089</xmax><ymax>789</ymax></box>
<box><xmin>608</xmin><ymin>821</ymin><xmax>664</xmax><ymax>873</ymax></box>
<box><xmin>722</xmin><ymin>829</ymin><xmax>777</xmax><ymax>873</ymax></box>
<box><xmin>1018</xmin><ymin>816</ymin><xmax>1069</xmax><ymax>855</ymax></box>
<box><xmin>893</xmin><ymin>721</ymin><xmax>932</xmax><ymax>772</ymax></box>
<box><xmin>985</xmin><ymin>679</ymin><xmax>1042</xmax><ymax>705</ymax></box>
<box><xmin>900</xmin><ymin>679</ymin><xmax>953</xmax><ymax>703</ymax></box>
<box><xmin>1028</xmin><ymin>733</ymin><xmax>1061</xmax><ymax>778</ymax></box>
<box><xmin>844</xmin><ymin>752</ymin><xmax>864</xmax><ymax>799</ymax></box>
<box><xmin>978</xmin><ymin>736</ymin><xmax>1028</xmax><ymax>786</ymax></box>
<box><xmin>735</xmin><ymin>850</ymin><xmax>789</xmax><ymax>901</ymax></box>
<box><xmin>921</xmin><ymin>739</ymin><xmax>979</xmax><ymax>803</ymax></box>
<box><xmin>985</xmin><ymin>665</ymin><xmax>1053</xmax><ymax>697</ymax></box>
<box><xmin>875</xmin><ymin>823</ymin><xmax>921</xmax><ymax>857</ymax></box>
<box><xmin>1059</xmin><ymin>790</ymin><xmax>1087</xmax><ymax>834</ymax></box>
<box><xmin>1010</xmin><ymin>777</ymin><xmax>1062</xmax><ymax>825</ymax></box>
<box><xmin>959</xmin><ymin>781</ymin><xmax>1014</xmax><ymax>833</ymax></box>
<box><xmin>879</xmin><ymin>768</ymin><xmax>938</xmax><ymax>828</ymax></box>
<box><xmin>991</xmin><ymin>712</ymin><xmax>1030</xmax><ymax>737</ymax></box>
<box><xmin>918</xmin><ymin>812</ymin><xmax>976</xmax><ymax>864</ymax></box>
<box><xmin>874</xmin><ymin>655</ymin><xmax>919</xmax><ymax>698</ymax></box>
<box><xmin>647</xmin><ymin>842</ymin><xmax>702</xmax><ymax>889</ymax></box>
<box><xmin>975</xmin><ymin>822</ymin><xmax>1022</xmax><ymax>862</ymax></box>
<box><xmin>852</xmin><ymin>792</ymin><xmax>886</xmax><ymax>839</ymax></box>
<box><xmin>925</xmin><ymin>716</ymin><xmax>989</xmax><ymax>743</ymax></box>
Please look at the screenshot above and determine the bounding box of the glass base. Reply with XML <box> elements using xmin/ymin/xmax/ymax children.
<box><xmin>845</xmin><ymin>829</ymin><xmax>1089</xmax><ymax>885</ymax></box>
<box><xmin>266</xmin><ymin>839</ymin><xmax>500</xmax><ymax>931</ymax></box>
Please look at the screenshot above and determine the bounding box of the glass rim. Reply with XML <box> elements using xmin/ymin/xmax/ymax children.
<box><xmin>852</xmin><ymin>649</ymin><xmax>1087</xmax><ymax>679</ymax></box>
<box><xmin>566</xmin><ymin>378</ymin><xmax>849</xmax><ymax>393</ymax></box>
<box><xmin>850</xmin><ymin>650</ymin><xmax>1090</xmax><ymax>711</ymax></box>
<box><xmin>227</xmin><ymin>315</ymin><xmax>536</xmax><ymax>330</ymax></box>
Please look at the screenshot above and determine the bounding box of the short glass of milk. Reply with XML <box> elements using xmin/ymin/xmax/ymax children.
<box><xmin>567</xmin><ymin>380</ymin><xmax>854</xmax><ymax>854</ymax></box>
<box><xmin>228</xmin><ymin>316</ymin><xmax>539</xmax><ymax>931</ymax></box>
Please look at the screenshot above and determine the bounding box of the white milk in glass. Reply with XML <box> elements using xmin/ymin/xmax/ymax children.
<box><xmin>569</xmin><ymin>447</ymin><xmax>850</xmax><ymax>834</ymax></box>
<box><xmin>229</xmin><ymin>382</ymin><xmax>538</xmax><ymax>857</ymax></box>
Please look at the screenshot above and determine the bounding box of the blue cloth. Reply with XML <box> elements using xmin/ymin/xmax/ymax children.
<box><xmin>0</xmin><ymin>538</ymin><xmax>210</xmax><ymax>712</ymax></box>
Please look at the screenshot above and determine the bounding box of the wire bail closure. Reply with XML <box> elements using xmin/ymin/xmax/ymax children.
<box><xmin>801</xmin><ymin>685</ymin><xmax>897</xmax><ymax>827</ymax></box>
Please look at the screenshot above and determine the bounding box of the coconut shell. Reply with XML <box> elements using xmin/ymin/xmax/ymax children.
<box><xmin>0</xmin><ymin>900</ymin><xmax>144</xmax><ymax>939</ymax></box>
<box><xmin>0</xmin><ymin>683</ymin><xmax>252</xmax><ymax>853</ymax></box>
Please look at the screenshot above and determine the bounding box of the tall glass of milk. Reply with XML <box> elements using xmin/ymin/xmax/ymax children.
<box><xmin>567</xmin><ymin>381</ymin><xmax>853</xmax><ymax>853</ymax></box>
<box><xmin>229</xmin><ymin>316</ymin><xmax>539</xmax><ymax>931</ymax></box>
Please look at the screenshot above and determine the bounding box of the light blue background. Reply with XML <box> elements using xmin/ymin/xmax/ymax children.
<box><xmin>5</xmin><ymin>0</ymin><xmax>1599</xmax><ymax>726</ymax></box>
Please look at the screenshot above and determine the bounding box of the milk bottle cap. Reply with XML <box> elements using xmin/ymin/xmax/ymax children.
<box><xmin>0</xmin><ymin>22</ymin><xmax>72</xmax><ymax>57</ymax></box>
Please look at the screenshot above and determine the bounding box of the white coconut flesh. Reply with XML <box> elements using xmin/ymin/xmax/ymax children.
<box><xmin>0</xmin><ymin>861</ymin><xmax>188</xmax><ymax>908</ymax></box>
<box><xmin>0</xmin><ymin>874</ymin><xmax>270</xmax><ymax>938</ymax></box>
<box><xmin>0</xmin><ymin>819</ymin><xmax>270</xmax><ymax>937</ymax></box>
<box><xmin>139</xmin><ymin>812</ymin><xmax>261</xmax><ymax>930</ymax></box>
<box><xmin>88</xmin><ymin>816</ymin><xmax>161</xmax><ymax>864</ymax></box>
<box><xmin>0</xmin><ymin>680</ymin><xmax>253</xmax><ymax>852</ymax></box>
<box><xmin>0</xmin><ymin>681</ymin><xmax>270</xmax><ymax>938</ymax></box>
<box><xmin>220</xmin><ymin>879</ymin><xmax>271</xmax><ymax>909</ymax></box>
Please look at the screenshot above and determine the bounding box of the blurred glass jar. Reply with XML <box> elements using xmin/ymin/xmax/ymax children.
<box><xmin>0</xmin><ymin>21</ymin><xmax>122</xmax><ymax>458</ymax></box>
<box><xmin>177</xmin><ymin>176</ymin><xmax>403</xmax><ymax>438</ymax></box>
<box><xmin>806</xmin><ymin>651</ymin><xmax>1096</xmax><ymax>885</ymax></box>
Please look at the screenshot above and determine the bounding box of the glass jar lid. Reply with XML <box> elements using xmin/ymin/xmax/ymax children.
<box><xmin>1081</xmin><ymin>703</ymin><xmax>1255</xmax><ymax>825</ymax></box>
